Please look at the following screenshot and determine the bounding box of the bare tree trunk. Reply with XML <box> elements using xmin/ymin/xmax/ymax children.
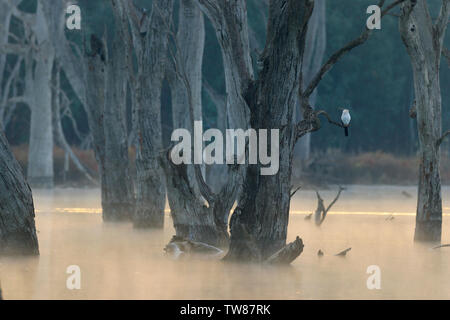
<box><xmin>102</xmin><ymin>19</ymin><xmax>134</xmax><ymax>221</ymax></box>
<box><xmin>0</xmin><ymin>130</ymin><xmax>39</xmax><ymax>255</ymax></box>
<box><xmin>82</xmin><ymin>36</ymin><xmax>109</xmax><ymax>219</ymax></box>
<box><xmin>27</xmin><ymin>44</ymin><xmax>55</xmax><ymax>189</ymax></box>
<box><xmin>166</xmin><ymin>0</ymin><xmax>214</xmax><ymax>240</ymax></box>
<box><xmin>117</xmin><ymin>0</ymin><xmax>173</xmax><ymax>228</ymax></box>
<box><xmin>293</xmin><ymin>0</ymin><xmax>326</xmax><ymax>172</ymax></box>
<box><xmin>399</xmin><ymin>0</ymin><xmax>449</xmax><ymax>242</ymax></box>
<box><xmin>203</xmin><ymin>82</ymin><xmax>228</xmax><ymax>194</ymax></box>
<box><xmin>23</xmin><ymin>0</ymin><xmax>66</xmax><ymax>189</ymax></box>
<box><xmin>226</xmin><ymin>0</ymin><xmax>314</xmax><ymax>260</ymax></box>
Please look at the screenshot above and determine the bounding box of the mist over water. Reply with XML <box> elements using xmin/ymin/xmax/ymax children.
<box><xmin>1</xmin><ymin>186</ymin><xmax>449</xmax><ymax>299</ymax></box>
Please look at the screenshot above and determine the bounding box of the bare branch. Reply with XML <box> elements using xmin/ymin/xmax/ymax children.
<box><xmin>437</xmin><ymin>130</ymin><xmax>450</xmax><ymax>147</ymax></box>
<box><xmin>434</xmin><ymin>0</ymin><xmax>450</xmax><ymax>45</ymax></box>
<box><xmin>443</xmin><ymin>47</ymin><xmax>450</xmax><ymax>67</ymax></box>
<box><xmin>290</xmin><ymin>185</ymin><xmax>302</xmax><ymax>199</ymax></box>
<box><xmin>316</xmin><ymin>110</ymin><xmax>345</xmax><ymax>128</ymax></box>
<box><xmin>302</xmin><ymin>0</ymin><xmax>406</xmax><ymax>98</ymax></box>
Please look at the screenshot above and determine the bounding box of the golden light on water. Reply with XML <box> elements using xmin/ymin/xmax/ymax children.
<box><xmin>2</xmin><ymin>186</ymin><xmax>450</xmax><ymax>300</ymax></box>
<box><xmin>36</xmin><ymin>208</ymin><xmax>450</xmax><ymax>217</ymax></box>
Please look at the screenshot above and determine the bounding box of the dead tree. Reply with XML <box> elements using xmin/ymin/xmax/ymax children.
<box><xmin>191</xmin><ymin>0</ymin><xmax>403</xmax><ymax>262</ymax></box>
<box><xmin>164</xmin><ymin>0</ymin><xmax>225</xmax><ymax>244</ymax></box>
<box><xmin>38</xmin><ymin>0</ymin><xmax>134</xmax><ymax>220</ymax></box>
<box><xmin>23</xmin><ymin>1</ymin><xmax>56</xmax><ymax>188</ymax></box>
<box><xmin>161</xmin><ymin>0</ymin><xmax>255</xmax><ymax>247</ymax></box>
<box><xmin>102</xmin><ymin>5</ymin><xmax>135</xmax><ymax>221</ymax></box>
<box><xmin>114</xmin><ymin>0</ymin><xmax>173</xmax><ymax>228</ymax></box>
<box><xmin>314</xmin><ymin>186</ymin><xmax>345</xmax><ymax>226</ymax></box>
<box><xmin>399</xmin><ymin>0</ymin><xmax>450</xmax><ymax>242</ymax></box>
<box><xmin>0</xmin><ymin>130</ymin><xmax>39</xmax><ymax>255</ymax></box>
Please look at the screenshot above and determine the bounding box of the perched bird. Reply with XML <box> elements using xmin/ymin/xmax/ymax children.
<box><xmin>317</xmin><ymin>249</ymin><xmax>324</xmax><ymax>257</ymax></box>
<box><xmin>341</xmin><ymin>109</ymin><xmax>351</xmax><ymax>137</ymax></box>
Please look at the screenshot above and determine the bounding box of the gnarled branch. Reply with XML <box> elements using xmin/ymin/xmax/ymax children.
<box><xmin>434</xmin><ymin>0</ymin><xmax>450</xmax><ymax>46</ymax></box>
<box><xmin>302</xmin><ymin>0</ymin><xmax>406</xmax><ymax>98</ymax></box>
<box><xmin>437</xmin><ymin>130</ymin><xmax>450</xmax><ymax>147</ymax></box>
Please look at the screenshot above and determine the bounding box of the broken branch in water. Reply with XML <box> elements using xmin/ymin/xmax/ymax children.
<box><xmin>335</xmin><ymin>247</ymin><xmax>352</xmax><ymax>257</ymax></box>
<box><xmin>265</xmin><ymin>237</ymin><xmax>304</xmax><ymax>265</ymax></box>
<box><xmin>314</xmin><ymin>186</ymin><xmax>345</xmax><ymax>226</ymax></box>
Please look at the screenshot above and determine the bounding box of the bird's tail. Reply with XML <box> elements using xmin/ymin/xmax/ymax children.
<box><xmin>344</xmin><ymin>127</ymin><xmax>349</xmax><ymax>137</ymax></box>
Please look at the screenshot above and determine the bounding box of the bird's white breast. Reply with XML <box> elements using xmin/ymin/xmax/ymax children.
<box><xmin>341</xmin><ymin>111</ymin><xmax>351</xmax><ymax>126</ymax></box>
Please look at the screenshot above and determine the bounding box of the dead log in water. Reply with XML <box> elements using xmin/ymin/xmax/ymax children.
<box><xmin>265</xmin><ymin>237</ymin><xmax>304</xmax><ymax>265</ymax></box>
<box><xmin>164</xmin><ymin>236</ymin><xmax>224</xmax><ymax>259</ymax></box>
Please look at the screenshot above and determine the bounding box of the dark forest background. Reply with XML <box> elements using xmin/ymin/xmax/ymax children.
<box><xmin>3</xmin><ymin>0</ymin><xmax>450</xmax><ymax>184</ymax></box>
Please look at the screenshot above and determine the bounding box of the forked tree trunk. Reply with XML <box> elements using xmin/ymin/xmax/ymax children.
<box><xmin>399</xmin><ymin>0</ymin><xmax>449</xmax><ymax>242</ymax></box>
<box><xmin>27</xmin><ymin>51</ymin><xmax>54</xmax><ymax>189</ymax></box>
<box><xmin>0</xmin><ymin>130</ymin><xmax>39</xmax><ymax>255</ymax></box>
<box><xmin>225</xmin><ymin>0</ymin><xmax>313</xmax><ymax>261</ymax></box>
<box><xmin>166</xmin><ymin>0</ymin><xmax>218</xmax><ymax>242</ymax></box>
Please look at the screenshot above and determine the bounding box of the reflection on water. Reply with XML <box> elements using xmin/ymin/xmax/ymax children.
<box><xmin>1</xmin><ymin>186</ymin><xmax>449</xmax><ymax>299</ymax></box>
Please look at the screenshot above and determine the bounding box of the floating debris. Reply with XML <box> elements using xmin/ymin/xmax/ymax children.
<box><xmin>335</xmin><ymin>248</ymin><xmax>352</xmax><ymax>257</ymax></box>
<box><xmin>401</xmin><ymin>191</ymin><xmax>412</xmax><ymax>198</ymax></box>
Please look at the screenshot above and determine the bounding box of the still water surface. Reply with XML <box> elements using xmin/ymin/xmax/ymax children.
<box><xmin>1</xmin><ymin>185</ymin><xmax>449</xmax><ymax>299</ymax></box>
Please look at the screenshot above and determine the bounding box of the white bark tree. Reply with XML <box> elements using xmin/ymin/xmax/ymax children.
<box><xmin>399</xmin><ymin>0</ymin><xmax>450</xmax><ymax>242</ymax></box>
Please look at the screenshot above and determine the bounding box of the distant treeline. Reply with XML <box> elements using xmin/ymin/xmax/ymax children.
<box><xmin>4</xmin><ymin>0</ymin><xmax>450</xmax><ymax>156</ymax></box>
